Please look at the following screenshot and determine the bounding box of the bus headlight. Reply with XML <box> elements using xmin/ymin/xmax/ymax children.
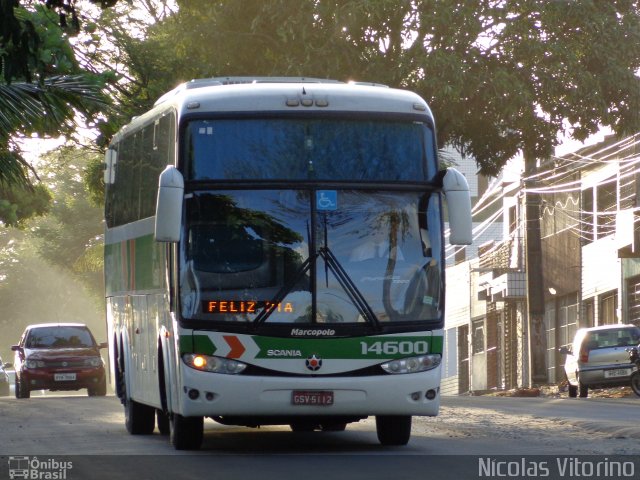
<box><xmin>183</xmin><ymin>354</ymin><xmax>247</xmax><ymax>375</ymax></box>
<box><xmin>381</xmin><ymin>354</ymin><xmax>441</xmax><ymax>374</ymax></box>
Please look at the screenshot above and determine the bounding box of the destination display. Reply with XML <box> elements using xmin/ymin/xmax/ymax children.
<box><xmin>202</xmin><ymin>300</ymin><xmax>295</xmax><ymax>314</ymax></box>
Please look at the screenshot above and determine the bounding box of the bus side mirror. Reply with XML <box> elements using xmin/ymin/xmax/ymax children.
<box><xmin>155</xmin><ymin>165</ymin><xmax>184</xmax><ymax>242</ymax></box>
<box><xmin>441</xmin><ymin>168</ymin><xmax>472</xmax><ymax>245</ymax></box>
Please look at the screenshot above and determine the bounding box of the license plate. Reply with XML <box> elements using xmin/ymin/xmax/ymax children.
<box><xmin>604</xmin><ymin>368</ymin><xmax>631</xmax><ymax>379</ymax></box>
<box><xmin>54</xmin><ymin>373</ymin><xmax>76</xmax><ymax>381</ymax></box>
<box><xmin>292</xmin><ymin>390</ymin><xmax>334</xmax><ymax>406</ymax></box>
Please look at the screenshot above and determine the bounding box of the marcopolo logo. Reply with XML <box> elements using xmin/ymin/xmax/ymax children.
<box><xmin>8</xmin><ymin>456</ymin><xmax>72</xmax><ymax>480</ymax></box>
<box><xmin>290</xmin><ymin>328</ymin><xmax>336</xmax><ymax>337</ymax></box>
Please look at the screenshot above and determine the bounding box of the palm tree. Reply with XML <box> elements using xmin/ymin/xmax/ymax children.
<box><xmin>0</xmin><ymin>75</ymin><xmax>106</xmax><ymax>187</ymax></box>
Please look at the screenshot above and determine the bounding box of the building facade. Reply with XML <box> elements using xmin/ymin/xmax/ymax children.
<box><xmin>442</xmin><ymin>134</ymin><xmax>640</xmax><ymax>394</ymax></box>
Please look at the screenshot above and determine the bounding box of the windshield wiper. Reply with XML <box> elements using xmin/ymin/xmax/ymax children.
<box><xmin>252</xmin><ymin>256</ymin><xmax>313</xmax><ymax>327</ymax></box>
<box><xmin>251</xmin><ymin>247</ymin><xmax>381</xmax><ymax>330</ymax></box>
<box><xmin>318</xmin><ymin>246</ymin><xmax>381</xmax><ymax>330</ymax></box>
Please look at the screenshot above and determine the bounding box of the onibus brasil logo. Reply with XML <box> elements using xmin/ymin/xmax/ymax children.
<box><xmin>8</xmin><ymin>456</ymin><xmax>72</xmax><ymax>479</ymax></box>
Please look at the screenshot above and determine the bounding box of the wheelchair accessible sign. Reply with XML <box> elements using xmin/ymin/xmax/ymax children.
<box><xmin>316</xmin><ymin>190</ymin><xmax>337</xmax><ymax>211</ymax></box>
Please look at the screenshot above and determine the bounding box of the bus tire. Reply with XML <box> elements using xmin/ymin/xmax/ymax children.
<box><xmin>375</xmin><ymin>415</ymin><xmax>412</xmax><ymax>446</ymax></box>
<box><xmin>170</xmin><ymin>414</ymin><xmax>203</xmax><ymax>450</ymax></box>
<box><xmin>125</xmin><ymin>394</ymin><xmax>155</xmax><ymax>435</ymax></box>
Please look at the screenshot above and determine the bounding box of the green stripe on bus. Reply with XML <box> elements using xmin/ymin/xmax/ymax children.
<box><xmin>183</xmin><ymin>333</ymin><xmax>443</xmax><ymax>359</ymax></box>
<box><xmin>254</xmin><ymin>336</ymin><xmax>439</xmax><ymax>359</ymax></box>
<box><xmin>104</xmin><ymin>234</ymin><xmax>165</xmax><ymax>294</ymax></box>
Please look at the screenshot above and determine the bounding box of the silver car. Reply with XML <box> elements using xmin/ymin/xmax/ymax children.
<box><xmin>560</xmin><ymin>324</ymin><xmax>640</xmax><ymax>398</ymax></box>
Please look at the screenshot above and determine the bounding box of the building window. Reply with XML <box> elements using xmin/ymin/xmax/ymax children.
<box><xmin>596</xmin><ymin>180</ymin><xmax>617</xmax><ymax>239</ymax></box>
<box><xmin>558</xmin><ymin>293</ymin><xmax>579</xmax><ymax>347</ymax></box>
<box><xmin>628</xmin><ymin>276</ymin><xmax>640</xmax><ymax>326</ymax></box>
<box><xmin>599</xmin><ymin>291</ymin><xmax>618</xmax><ymax>325</ymax></box>
<box><xmin>472</xmin><ymin>319</ymin><xmax>485</xmax><ymax>354</ymax></box>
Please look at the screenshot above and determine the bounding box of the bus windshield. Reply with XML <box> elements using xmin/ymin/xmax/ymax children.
<box><xmin>180</xmin><ymin>189</ymin><xmax>443</xmax><ymax>326</ymax></box>
<box><xmin>183</xmin><ymin>118</ymin><xmax>436</xmax><ymax>181</ymax></box>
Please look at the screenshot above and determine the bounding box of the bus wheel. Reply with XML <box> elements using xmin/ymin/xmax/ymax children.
<box><xmin>170</xmin><ymin>414</ymin><xmax>203</xmax><ymax>450</ymax></box>
<box><xmin>375</xmin><ymin>415</ymin><xmax>412</xmax><ymax>446</ymax></box>
<box><xmin>124</xmin><ymin>394</ymin><xmax>155</xmax><ymax>434</ymax></box>
<box><xmin>157</xmin><ymin>409</ymin><xmax>170</xmax><ymax>435</ymax></box>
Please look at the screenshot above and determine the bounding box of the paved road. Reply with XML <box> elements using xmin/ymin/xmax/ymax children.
<box><xmin>442</xmin><ymin>394</ymin><xmax>640</xmax><ymax>440</ymax></box>
<box><xmin>0</xmin><ymin>393</ymin><xmax>638</xmax><ymax>480</ymax></box>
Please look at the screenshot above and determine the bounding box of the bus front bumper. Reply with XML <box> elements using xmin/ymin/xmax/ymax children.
<box><xmin>177</xmin><ymin>366</ymin><xmax>441</xmax><ymax>418</ymax></box>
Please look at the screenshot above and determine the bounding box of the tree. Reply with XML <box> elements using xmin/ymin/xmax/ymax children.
<box><xmin>0</xmin><ymin>2</ymin><xmax>113</xmax><ymax>192</ymax></box>
<box><xmin>0</xmin><ymin>182</ymin><xmax>50</xmax><ymax>227</ymax></box>
<box><xmin>125</xmin><ymin>1</ymin><xmax>639</xmax><ymax>176</ymax></box>
<box><xmin>28</xmin><ymin>146</ymin><xmax>104</xmax><ymax>300</ymax></box>
<box><xmin>1</xmin><ymin>0</ymin><xmax>119</xmax><ymax>84</ymax></box>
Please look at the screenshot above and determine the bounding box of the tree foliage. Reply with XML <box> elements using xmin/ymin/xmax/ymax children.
<box><xmin>106</xmin><ymin>0</ymin><xmax>640</xmax><ymax>175</ymax></box>
<box><xmin>0</xmin><ymin>182</ymin><xmax>50</xmax><ymax>227</ymax></box>
<box><xmin>0</xmin><ymin>1</ymin><xmax>113</xmax><ymax>194</ymax></box>
<box><xmin>28</xmin><ymin>146</ymin><xmax>104</xmax><ymax>297</ymax></box>
<box><xmin>1</xmin><ymin>0</ymin><xmax>118</xmax><ymax>84</ymax></box>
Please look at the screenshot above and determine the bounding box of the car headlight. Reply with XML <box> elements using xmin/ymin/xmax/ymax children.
<box><xmin>183</xmin><ymin>354</ymin><xmax>247</xmax><ymax>375</ymax></box>
<box><xmin>381</xmin><ymin>354</ymin><xmax>441</xmax><ymax>374</ymax></box>
<box><xmin>85</xmin><ymin>357</ymin><xmax>103</xmax><ymax>367</ymax></box>
<box><xmin>25</xmin><ymin>359</ymin><xmax>46</xmax><ymax>369</ymax></box>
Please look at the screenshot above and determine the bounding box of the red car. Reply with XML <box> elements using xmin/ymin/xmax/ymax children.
<box><xmin>11</xmin><ymin>323</ymin><xmax>107</xmax><ymax>398</ymax></box>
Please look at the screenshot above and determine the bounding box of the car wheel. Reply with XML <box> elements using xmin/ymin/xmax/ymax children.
<box><xmin>568</xmin><ymin>384</ymin><xmax>577</xmax><ymax>398</ymax></box>
<box><xmin>15</xmin><ymin>376</ymin><xmax>30</xmax><ymax>399</ymax></box>
<box><xmin>170</xmin><ymin>414</ymin><xmax>203</xmax><ymax>450</ymax></box>
<box><xmin>88</xmin><ymin>378</ymin><xmax>107</xmax><ymax>397</ymax></box>
<box><xmin>578</xmin><ymin>380</ymin><xmax>588</xmax><ymax>398</ymax></box>
<box><xmin>375</xmin><ymin>415</ymin><xmax>412</xmax><ymax>446</ymax></box>
<box><xmin>630</xmin><ymin>371</ymin><xmax>640</xmax><ymax>397</ymax></box>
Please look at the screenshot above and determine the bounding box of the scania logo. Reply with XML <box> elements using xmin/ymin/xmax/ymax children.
<box><xmin>62</xmin><ymin>362</ymin><xmax>68</xmax><ymax>367</ymax></box>
<box><xmin>305</xmin><ymin>354</ymin><xmax>322</xmax><ymax>371</ymax></box>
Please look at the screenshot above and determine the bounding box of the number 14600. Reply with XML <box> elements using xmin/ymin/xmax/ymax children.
<box><xmin>360</xmin><ymin>340</ymin><xmax>429</xmax><ymax>355</ymax></box>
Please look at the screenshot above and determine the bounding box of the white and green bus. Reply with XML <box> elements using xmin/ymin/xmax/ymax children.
<box><xmin>104</xmin><ymin>77</ymin><xmax>472</xmax><ymax>450</ymax></box>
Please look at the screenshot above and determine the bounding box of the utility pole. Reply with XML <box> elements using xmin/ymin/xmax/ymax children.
<box><xmin>524</xmin><ymin>154</ymin><xmax>548</xmax><ymax>385</ymax></box>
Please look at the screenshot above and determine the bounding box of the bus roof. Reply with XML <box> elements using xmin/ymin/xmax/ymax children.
<box><xmin>112</xmin><ymin>77</ymin><xmax>434</xmax><ymax>143</ymax></box>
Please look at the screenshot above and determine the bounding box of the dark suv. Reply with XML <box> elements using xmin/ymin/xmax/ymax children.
<box><xmin>560</xmin><ymin>324</ymin><xmax>640</xmax><ymax>398</ymax></box>
<box><xmin>11</xmin><ymin>323</ymin><xmax>107</xmax><ymax>398</ymax></box>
